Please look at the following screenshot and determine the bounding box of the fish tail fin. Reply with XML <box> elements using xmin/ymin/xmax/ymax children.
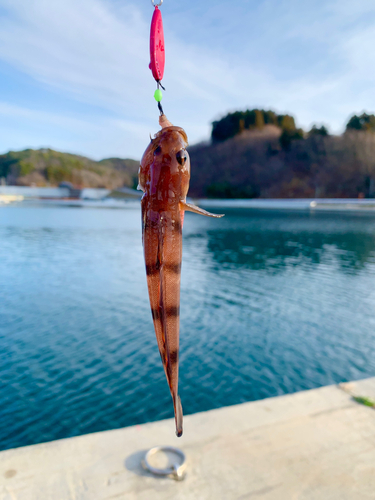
<box><xmin>173</xmin><ymin>394</ymin><xmax>183</xmax><ymax>437</ymax></box>
<box><xmin>180</xmin><ymin>200</ymin><xmax>224</xmax><ymax>218</ymax></box>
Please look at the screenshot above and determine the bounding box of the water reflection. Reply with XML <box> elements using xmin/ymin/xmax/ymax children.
<box><xmin>187</xmin><ymin>210</ymin><xmax>375</xmax><ymax>272</ymax></box>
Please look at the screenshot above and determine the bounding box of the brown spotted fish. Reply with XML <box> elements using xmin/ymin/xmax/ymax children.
<box><xmin>138</xmin><ymin>115</ymin><xmax>223</xmax><ymax>436</ymax></box>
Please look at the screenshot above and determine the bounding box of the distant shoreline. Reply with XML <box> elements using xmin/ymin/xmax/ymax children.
<box><xmin>197</xmin><ymin>198</ymin><xmax>375</xmax><ymax>211</ymax></box>
<box><xmin>2</xmin><ymin>192</ymin><xmax>375</xmax><ymax>211</ymax></box>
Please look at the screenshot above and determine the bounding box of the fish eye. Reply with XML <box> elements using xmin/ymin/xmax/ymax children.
<box><xmin>154</xmin><ymin>146</ymin><xmax>162</xmax><ymax>156</ymax></box>
<box><xmin>176</xmin><ymin>149</ymin><xmax>188</xmax><ymax>166</ymax></box>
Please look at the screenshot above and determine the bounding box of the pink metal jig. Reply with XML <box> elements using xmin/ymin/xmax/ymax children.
<box><xmin>149</xmin><ymin>3</ymin><xmax>165</xmax><ymax>83</ymax></box>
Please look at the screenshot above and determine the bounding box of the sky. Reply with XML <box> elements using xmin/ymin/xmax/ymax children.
<box><xmin>0</xmin><ymin>0</ymin><xmax>375</xmax><ymax>160</ymax></box>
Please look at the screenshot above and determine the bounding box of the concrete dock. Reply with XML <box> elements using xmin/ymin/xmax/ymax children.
<box><xmin>1</xmin><ymin>378</ymin><xmax>374</xmax><ymax>500</ymax></box>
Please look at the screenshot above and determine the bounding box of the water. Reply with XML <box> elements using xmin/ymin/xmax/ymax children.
<box><xmin>1</xmin><ymin>205</ymin><xmax>375</xmax><ymax>451</ymax></box>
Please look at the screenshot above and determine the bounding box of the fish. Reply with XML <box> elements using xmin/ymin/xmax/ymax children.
<box><xmin>138</xmin><ymin>114</ymin><xmax>223</xmax><ymax>437</ymax></box>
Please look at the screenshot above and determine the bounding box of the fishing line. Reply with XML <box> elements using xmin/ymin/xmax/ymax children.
<box><xmin>150</xmin><ymin>0</ymin><xmax>166</xmax><ymax>115</ymax></box>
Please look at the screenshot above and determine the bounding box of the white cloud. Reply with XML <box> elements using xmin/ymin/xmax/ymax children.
<box><xmin>0</xmin><ymin>102</ymin><xmax>148</xmax><ymax>159</ymax></box>
<box><xmin>0</xmin><ymin>0</ymin><xmax>150</xmax><ymax>115</ymax></box>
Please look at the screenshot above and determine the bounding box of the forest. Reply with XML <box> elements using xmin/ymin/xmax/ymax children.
<box><xmin>1</xmin><ymin>111</ymin><xmax>375</xmax><ymax>199</ymax></box>
<box><xmin>0</xmin><ymin>149</ymin><xmax>139</xmax><ymax>190</ymax></box>
<box><xmin>187</xmin><ymin>111</ymin><xmax>375</xmax><ymax>198</ymax></box>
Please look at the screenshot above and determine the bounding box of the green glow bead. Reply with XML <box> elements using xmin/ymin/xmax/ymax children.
<box><xmin>154</xmin><ymin>89</ymin><xmax>163</xmax><ymax>102</ymax></box>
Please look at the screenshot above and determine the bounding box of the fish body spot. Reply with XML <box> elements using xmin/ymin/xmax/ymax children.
<box><xmin>164</xmin><ymin>262</ymin><xmax>181</xmax><ymax>274</ymax></box>
<box><xmin>151</xmin><ymin>306</ymin><xmax>179</xmax><ymax>320</ymax></box>
<box><xmin>151</xmin><ymin>307</ymin><xmax>161</xmax><ymax>321</ymax></box>
<box><xmin>169</xmin><ymin>349</ymin><xmax>178</xmax><ymax>365</ymax></box>
<box><xmin>146</xmin><ymin>263</ymin><xmax>160</xmax><ymax>276</ymax></box>
<box><xmin>166</xmin><ymin>306</ymin><xmax>179</xmax><ymax>318</ymax></box>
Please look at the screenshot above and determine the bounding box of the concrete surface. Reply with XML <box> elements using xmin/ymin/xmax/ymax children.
<box><xmin>1</xmin><ymin>378</ymin><xmax>374</xmax><ymax>500</ymax></box>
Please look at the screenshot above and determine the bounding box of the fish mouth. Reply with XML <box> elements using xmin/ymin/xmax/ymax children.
<box><xmin>152</xmin><ymin>126</ymin><xmax>188</xmax><ymax>146</ymax></box>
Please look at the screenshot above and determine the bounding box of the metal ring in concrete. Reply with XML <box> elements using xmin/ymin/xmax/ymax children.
<box><xmin>142</xmin><ymin>446</ymin><xmax>186</xmax><ymax>481</ymax></box>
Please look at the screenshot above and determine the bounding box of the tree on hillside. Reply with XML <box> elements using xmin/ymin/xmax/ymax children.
<box><xmin>190</xmin><ymin>120</ymin><xmax>375</xmax><ymax>199</ymax></box>
<box><xmin>0</xmin><ymin>149</ymin><xmax>139</xmax><ymax>189</ymax></box>
<box><xmin>212</xmin><ymin>109</ymin><xmax>299</xmax><ymax>142</ymax></box>
<box><xmin>278</xmin><ymin>114</ymin><xmax>296</xmax><ymax>131</ymax></box>
<box><xmin>255</xmin><ymin>109</ymin><xmax>265</xmax><ymax>129</ymax></box>
<box><xmin>309</xmin><ymin>125</ymin><xmax>329</xmax><ymax>137</ymax></box>
<box><xmin>211</xmin><ymin>111</ymin><xmax>244</xmax><ymax>141</ymax></box>
<box><xmin>263</xmin><ymin>110</ymin><xmax>279</xmax><ymax>126</ymax></box>
<box><xmin>279</xmin><ymin>128</ymin><xmax>304</xmax><ymax>150</ymax></box>
<box><xmin>346</xmin><ymin>113</ymin><xmax>375</xmax><ymax>131</ymax></box>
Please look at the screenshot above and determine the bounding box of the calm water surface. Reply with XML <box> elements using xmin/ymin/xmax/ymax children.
<box><xmin>1</xmin><ymin>205</ymin><xmax>375</xmax><ymax>450</ymax></box>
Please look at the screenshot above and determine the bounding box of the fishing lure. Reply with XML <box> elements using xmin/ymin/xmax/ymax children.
<box><xmin>140</xmin><ymin>0</ymin><xmax>223</xmax><ymax>437</ymax></box>
<box><xmin>149</xmin><ymin>0</ymin><xmax>165</xmax><ymax>115</ymax></box>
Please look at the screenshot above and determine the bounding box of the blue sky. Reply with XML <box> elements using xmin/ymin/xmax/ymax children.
<box><xmin>0</xmin><ymin>0</ymin><xmax>374</xmax><ymax>160</ymax></box>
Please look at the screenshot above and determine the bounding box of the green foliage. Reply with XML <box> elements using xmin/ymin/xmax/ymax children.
<box><xmin>189</xmin><ymin>109</ymin><xmax>375</xmax><ymax>199</ymax></box>
<box><xmin>212</xmin><ymin>109</ymin><xmax>278</xmax><ymax>141</ymax></box>
<box><xmin>353</xmin><ymin>396</ymin><xmax>375</xmax><ymax>408</ymax></box>
<box><xmin>278</xmin><ymin>114</ymin><xmax>296</xmax><ymax>131</ymax></box>
<box><xmin>0</xmin><ymin>157</ymin><xmax>16</xmax><ymax>178</ymax></box>
<box><xmin>211</xmin><ymin>111</ymin><xmax>245</xmax><ymax>141</ymax></box>
<box><xmin>279</xmin><ymin>128</ymin><xmax>304</xmax><ymax>150</ymax></box>
<box><xmin>18</xmin><ymin>161</ymin><xmax>35</xmax><ymax>176</ymax></box>
<box><xmin>45</xmin><ymin>165</ymin><xmax>73</xmax><ymax>184</ymax></box>
<box><xmin>263</xmin><ymin>110</ymin><xmax>279</xmax><ymax>126</ymax></box>
<box><xmin>309</xmin><ymin>125</ymin><xmax>329</xmax><ymax>137</ymax></box>
<box><xmin>255</xmin><ymin>109</ymin><xmax>265</xmax><ymax>129</ymax></box>
<box><xmin>211</xmin><ymin>109</ymin><xmax>300</xmax><ymax>143</ymax></box>
<box><xmin>0</xmin><ymin>148</ymin><xmax>139</xmax><ymax>189</ymax></box>
<box><xmin>346</xmin><ymin>113</ymin><xmax>375</xmax><ymax>131</ymax></box>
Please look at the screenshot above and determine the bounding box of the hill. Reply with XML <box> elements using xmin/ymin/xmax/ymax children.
<box><xmin>0</xmin><ymin>148</ymin><xmax>139</xmax><ymax>190</ymax></box>
<box><xmin>2</xmin><ymin>110</ymin><xmax>375</xmax><ymax>199</ymax></box>
<box><xmin>187</xmin><ymin>111</ymin><xmax>375</xmax><ymax>198</ymax></box>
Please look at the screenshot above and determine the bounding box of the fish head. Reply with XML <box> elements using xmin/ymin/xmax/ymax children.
<box><xmin>139</xmin><ymin>126</ymin><xmax>190</xmax><ymax>203</ymax></box>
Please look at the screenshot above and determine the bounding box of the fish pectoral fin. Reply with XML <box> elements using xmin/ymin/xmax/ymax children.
<box><xmin>179</xmin><ymin>201</ymin><xmax>224</xmax><ymax>218</ymax></box>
